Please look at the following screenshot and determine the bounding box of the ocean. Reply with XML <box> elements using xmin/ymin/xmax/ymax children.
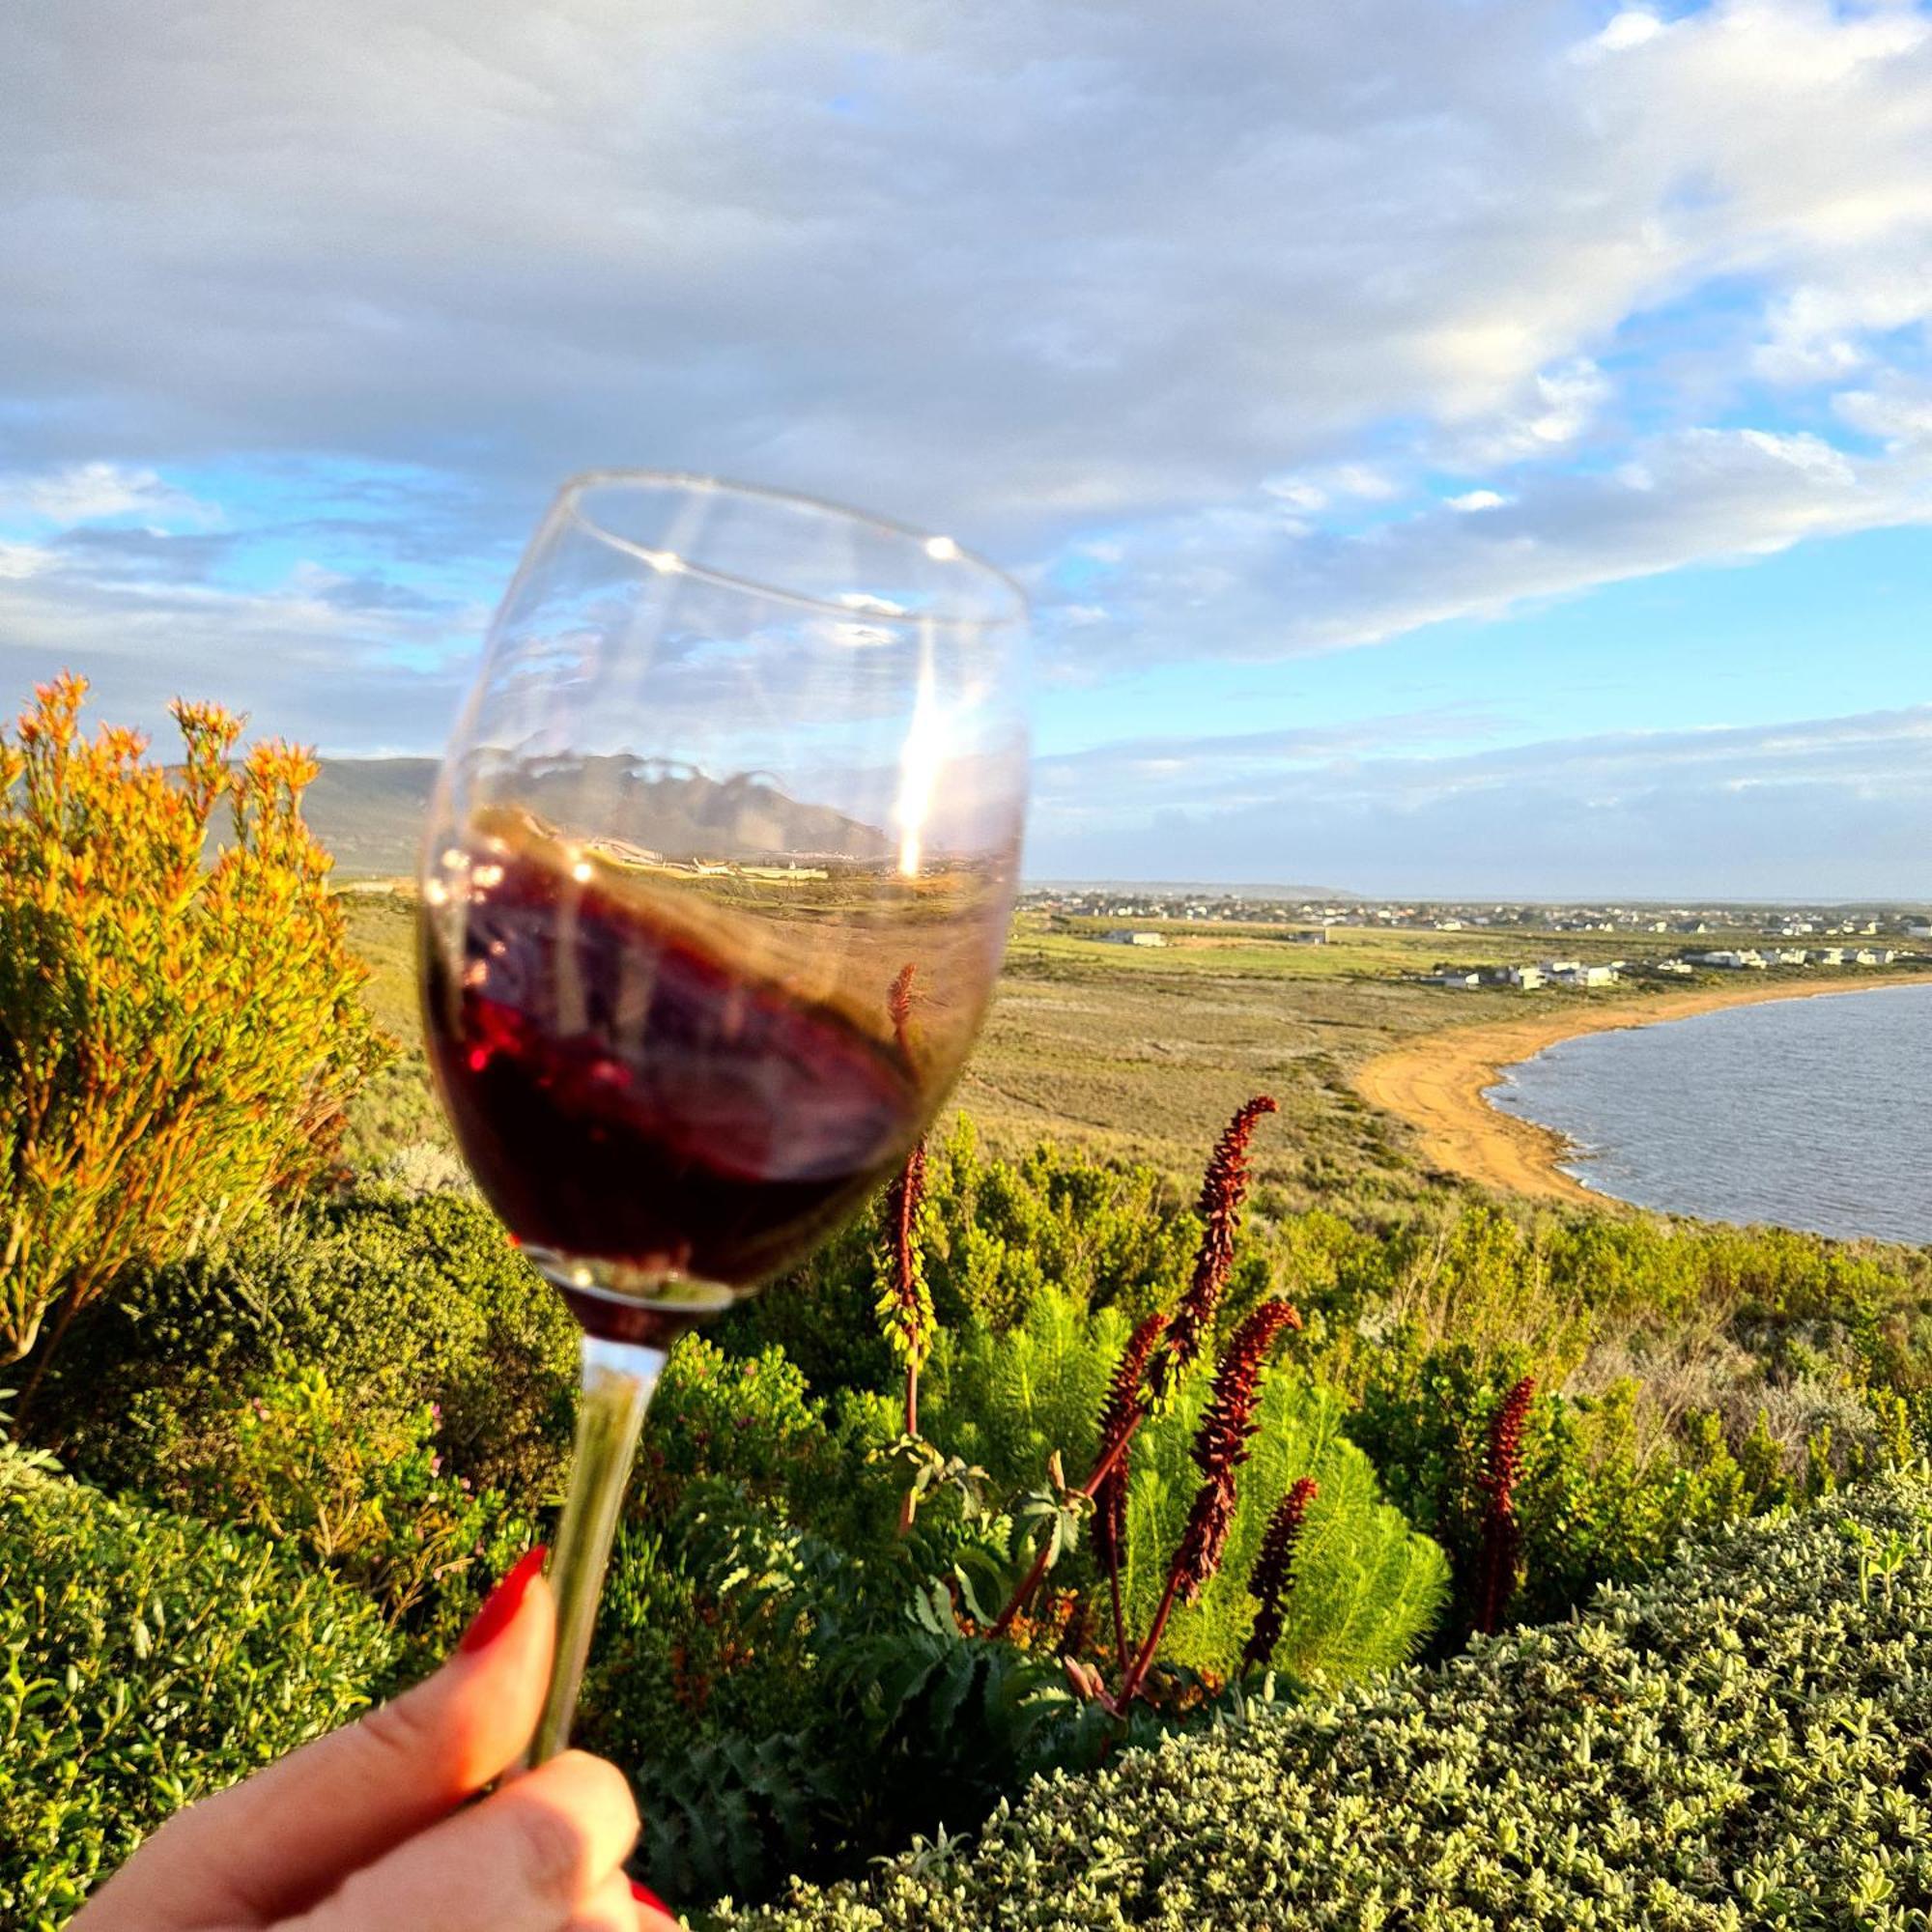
<box><xmin>1484</xmin><ymin>980</ymin><xmax>1932</xmax><ymax>1246</ymax></box>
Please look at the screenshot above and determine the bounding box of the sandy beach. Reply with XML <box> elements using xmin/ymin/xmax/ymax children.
<box><xmin>1351</xmin><ymin>973</ymin><xmax>1932</xmax><ymax>1204</ymax></box>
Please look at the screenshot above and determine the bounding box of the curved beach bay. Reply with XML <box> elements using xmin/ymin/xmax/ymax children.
<box><xmin>1352</xmin><ymin>973</ymin><xmax>1932</xmax><ymax>1232</ymax></box>
<box><xmin>1485</xmin><ymin>979</ymin><xmax>1932</xmax><ymax>1242</ymax></box>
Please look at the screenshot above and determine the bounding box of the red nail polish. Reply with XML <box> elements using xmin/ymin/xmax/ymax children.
<box><xmin>460</xmin><ymin>1545</ymin><xmax>548</xmax><ymax>1654</ymax></box>
<box><xmin>631</xmin><ymin>1877</ymin><xmax>672</xmax><ymax>1913</ymax></box>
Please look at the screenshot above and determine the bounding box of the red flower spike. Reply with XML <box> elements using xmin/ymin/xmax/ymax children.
<box><xmin>877</xmin><ymin>1139</ymin><xmax>932</xmax><ymax>1376</ymax></box>
<box><xmin>1151</xmin><ymin>1096</ymin><xmax>1278</xmax><ymax>1404</ymax></box>
<box><xmin>1092</xmin><ymin>1309</ymin><xmax>1170</xmax><ymax>1575</ymax></box>
<box><xmin>1171</xmin><ymin>1297</ymin><xmax>1301</xmax><ymax>1602</ymax></box>
<box><xmin>1242</xmin><ymin>1475</ymin><xmax>1318</xmax><ymax>1672</ymax></box>
<box><xmin>888</xmin><ymin>961</ymin><xmax>918</xmax><ymax>1064</ymax></box>
<box><xmin>1473</xmin><ymin>1375</ymin><xmax>1536</xmax><ymax>1635</ymax></box>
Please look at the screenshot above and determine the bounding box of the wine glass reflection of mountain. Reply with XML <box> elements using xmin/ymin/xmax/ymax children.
<box><xmin>507</xmin><ymin>754</ymin><xmax>891</xmax><ymax>866</ymax></box>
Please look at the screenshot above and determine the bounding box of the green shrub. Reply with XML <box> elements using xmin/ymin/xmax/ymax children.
<box><xmin>929</xmin><ymin>1290</ymin><xmax>1446</xmax><ymax>1688</ymax></box>
<box><xmin>636</xmin><ymin>1338</ymin><xmax>840</xmax><ymax>1521</ymax></box>
<box><xmin>0</xmin><ymin>1463</ymin><xmax>393</xmax><ymax>1930</ymax></box>
<box><xmin>717</xmin><ymin>1122</ymin><xmax>1245</xmax><ymax>1402</ymax></box>
<box><xmin>926</xmin><ymin>1288</ymin><xmax>1122</xmax><ymax>1497</ymax></box>
<box><xmin>720</xmin><ymin>1471</ymin><xmax>1932</xmax><ymax>1929</ymax></box>
<box><xmin>1114</xmin><ymin>1364</ymin><xmax>1448</xmax><ymax>1685</ymax></box>
<box><xmin>715</xmin><ymin>1218</ymin><xmax>901</xmax><ymax>1400</ymax></box>
<box><xmin>921</xmin><ymin>1121</ymin><xmax>1213</xmax><ymax>1333</ymax></box>
<box><xmin>1349</xmin><ymin>1340</ymin><xmax>1739</xmax><ymax>1636</ymax></box>
<box><xmin>31</xmin><ymin>1188</ymin><xmax>577</xmax><ymax>1517</ymax></box>
<box><xmin>140</xmin><ymin>1355</ymin><xmax>534</xmax><ymax>1641</ymax></box>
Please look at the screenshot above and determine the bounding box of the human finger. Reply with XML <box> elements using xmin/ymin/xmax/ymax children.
<box><xmin>562</xmin><ymin>1866</ymin><xmax>651</xmax><ymax>1932</ymax></box>
<box><xmin>292</xmin><ymin>1748</ymin><xmax>640</xmax><ymax>1932</ymax></box>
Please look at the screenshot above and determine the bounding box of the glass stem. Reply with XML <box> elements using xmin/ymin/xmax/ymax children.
<box><xmin>525</xmin><ymin>1331</ymin><xmax>668</xmax><ymax>1767</ymax></box>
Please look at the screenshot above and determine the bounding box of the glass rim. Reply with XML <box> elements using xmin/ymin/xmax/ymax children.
<box><xmin>556</xmin><ymin>468</ymin><xmax>1027</xmax><ymax>630</ymax></box>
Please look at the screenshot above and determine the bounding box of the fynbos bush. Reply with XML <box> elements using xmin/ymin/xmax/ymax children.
<box><xmin>0</xmin><ymin>675</ymin><xmax>384</xmax><ymax>1365</ymax></box>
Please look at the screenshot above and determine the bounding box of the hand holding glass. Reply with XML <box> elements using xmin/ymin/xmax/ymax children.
<box><xmin>418</xmin><ymin>474</ymin><xmax>1028</xmax><ymax>1761</ymax></box>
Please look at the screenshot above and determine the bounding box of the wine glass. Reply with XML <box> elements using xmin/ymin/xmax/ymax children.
<box><xmin>418</xmin><ymin>472</ymin><xmax>1028</xmax><ymax>1762</ymax></box>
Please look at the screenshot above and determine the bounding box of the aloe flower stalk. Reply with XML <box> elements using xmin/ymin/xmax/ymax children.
<box><xmin>988</xmin><ymin>1310</ymin><xmax>1171</xmax><ymax>1644</ymax></box>
<box><xmin>888</xmin><ymin>960</ymin><xmax>918</xmax><ymax>1065</ymax></box>
<box><xmin>1092</xmin><ymin>1310</ymin><xmax>1170</xmax><ymax>1667</ymax></box>
<box><xmin>1473</xmin><ymin>1375</ymin><xmax>1536</xmax><ymax>1634</ymax></box>
<box><xmin>877</xmin><ymin>1141</ymin><xmax>932</xmax><ymax>1411</ymax></box>
<box><xmin>1093</xmin><ymin>1311</ymin><xmax>1171</xmax><ymax>1576</ymax></box>
<box><xmin>1150</xmin><ymin>1096</ymin><xmax>1278</xmax><ymax>1406</ymax></box>
<box><xmin>1242</xmin><ymin>1476</ymin><xmax>1318</xmax><ymax>1672</ymax></box>
<box><xmin>990</xmin><ymin>1100</ymin><xmax>1280</xmax><ymax>1649</ymax></box>
<box><xmin>1119</xmin><ymin>1296</ymin><xmax>1301</xmax><ymax>1704</ymax></box>
<box><xmin>1171</xmin><ymin>1297</ymin><xmax>1302</xmax><ymax>1603</ymax></box>
<box><xmin>877</xmin><ymin>1137</ymin><xmax>933</xmax><ymax>1537</ymax></box>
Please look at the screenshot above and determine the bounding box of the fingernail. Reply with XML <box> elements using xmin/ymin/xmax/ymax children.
<box><xmin>460</xmin><ymin>1545</ymin><xmax>548</xmax><ymax>1655</ymax></box>
<box><xmin>631</xmin><ymin>1877</ymin><xmax>671</xmax><ymax>1913</ymax></box>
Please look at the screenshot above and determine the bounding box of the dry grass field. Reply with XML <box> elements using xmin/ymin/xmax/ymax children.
<box><xmin>349</xmin><ymin>895</ymin><xmax>1879</xmax><ymax>1216</ymax></box>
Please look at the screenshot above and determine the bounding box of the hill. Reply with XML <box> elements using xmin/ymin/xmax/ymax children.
<box><xmin>302</xmin><ymin>758</ymin><xmax>439</xmax><ymax>876</ymax></box>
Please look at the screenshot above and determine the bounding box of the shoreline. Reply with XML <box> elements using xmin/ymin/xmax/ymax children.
<box><xmin>1350</xmin><ymin>972</ymin><xmax>1932</xmax><ymax>1206</ymax></box>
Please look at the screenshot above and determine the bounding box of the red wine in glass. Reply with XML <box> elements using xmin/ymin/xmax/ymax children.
<box><xmin>423</xmin><ymin>835</ymin><xmax>924</xmax><ymax>1323</ymax></box>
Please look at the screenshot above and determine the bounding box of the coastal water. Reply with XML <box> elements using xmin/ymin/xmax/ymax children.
<box><xmin>1485</xmin><ymin>981</ymin><xmax>1932</xmax><ymax>1245</ymax></box>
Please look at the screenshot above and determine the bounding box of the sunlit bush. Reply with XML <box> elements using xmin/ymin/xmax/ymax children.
<box><xmin>0</xmin><ymin>674</ymin><xmax>384</xmax><ymax>1365</ymax></box>
<box><xmin>32</xmin><ymin>1188</ymin><xmax>578</xmax><ymax>1519</ymax></box>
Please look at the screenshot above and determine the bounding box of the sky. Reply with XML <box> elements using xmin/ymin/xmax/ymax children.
<box><xmin>4</xmin><ymin>0</ymin><xmax>1932</xmax><ymax>897</ymax></box>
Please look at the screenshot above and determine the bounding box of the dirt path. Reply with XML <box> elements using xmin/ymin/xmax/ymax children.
<box><xmin>1350</xmin><ymin>973</ymin><xmax>1932</xmax><ymax>1204</ymax></box>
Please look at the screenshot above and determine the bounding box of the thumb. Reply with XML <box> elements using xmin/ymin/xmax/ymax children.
<box><xmin>76</xmin><ymin>1547</ymin><xmax>554</xmax><ymax>1931</ymax></box>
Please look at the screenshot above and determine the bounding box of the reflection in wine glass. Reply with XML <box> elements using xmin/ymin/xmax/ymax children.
<box><xmin>419</xmin><ymin>473</ymin><xmax>1028</xmax><ymax>1761</ymax></box>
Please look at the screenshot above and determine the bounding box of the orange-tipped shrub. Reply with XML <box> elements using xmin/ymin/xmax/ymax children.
<box><xmin>0</xmin><ymin>674</ymin><xmax>385</xmax><ymax>1365</ymax></box>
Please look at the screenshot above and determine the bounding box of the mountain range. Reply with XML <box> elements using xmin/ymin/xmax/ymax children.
<box><xmin>299</xmin><ymin>757</ymin><xmax>892</xmax><ymax>876</ymax></box>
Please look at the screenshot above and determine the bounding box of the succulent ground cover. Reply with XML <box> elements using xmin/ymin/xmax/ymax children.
<box><xmin>721</xmin><ymin>1471</ymin><xmax>1932</xmax><ymax>1930</ymax></box>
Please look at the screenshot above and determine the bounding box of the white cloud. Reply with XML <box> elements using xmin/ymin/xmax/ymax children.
<box><xmin>1029</xmin><ymin>705</ymin><xmax>1932</xmax><ymax>896</ymax></box>
<box><xmin>3</xmin><ymin>0</ymin><xmax>1932</xmax><ymax>712</ymax></box>
<box><xmin>0</xmin><ymin>543</ymin><xmax>53</xmax><ymax>581</ymax></box>
<box><xmin>1443</xmin><ymin>360</ymin><xmax>1613</xmax><ymax>468</ymax></box>
<box><xmin>1</xmin><ymin>2</ymin><xmax>1928</xmax><ymax>528</ymax></box>
<box><xmin>1596</xmin><ymin>12</ymin><xmax>1666</xmax><ymax>54</ymax></box>
<box><xmin>1836</xmin><ymin>376</ymin><xmax>1932</xmax><ymax>449</ymax></box>
<box><xmin>1045</xmin><ymin>423</ymin><xmax>1932</xmax><ymax>665</ymax></box>
<box><xmin>0</xmin><ymin>463</ymin><xmax>212</xmax><ymax>526</ymax></box>
<box><xmin>1445</xmin><ymin>490</ymin><xmax>1508</xmax><ymax>513</ymax></box>
<box><xmin>0</xmin><ymin>527</ymin><xmax>476</xmax><ymax>750</ymax></box>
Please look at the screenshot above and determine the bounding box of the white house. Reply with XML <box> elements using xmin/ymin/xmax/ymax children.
<box><xmin>1550</xmin><ymin>963</ymin><xmax>1619</xmax><ymax>988</ymax></box>
<box><xmin>1102</xmin><ymin>930</ymin><xmax>1167</xmax><ymax>947</ymax></box>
